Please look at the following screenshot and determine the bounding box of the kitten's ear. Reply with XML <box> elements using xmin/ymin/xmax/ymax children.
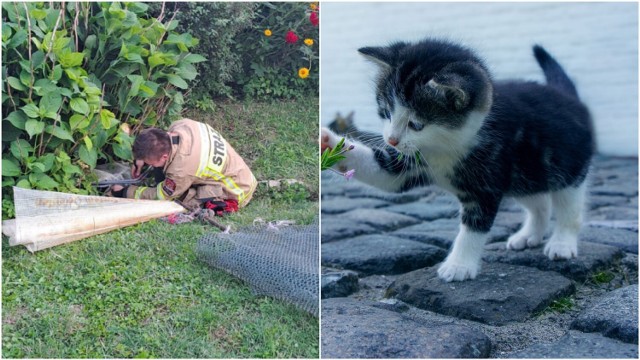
<box><xmin>358</xmin><ymin>42</ymin><xmax>407</xmax><ymax>68</ymax></box>
<box><xmin>346</xmin><ymin>111</ymin><xmax>355</xmax><ymax>122</ymax></box>
<box><xmin>358</xmin><ymin>46</ymin><xmax>393</xmax><ymax>68</ymax></box>
<box><xmin>427</xmin><ymin>78</ymin><xmax>469</xmax><ymax>111</ymax></box>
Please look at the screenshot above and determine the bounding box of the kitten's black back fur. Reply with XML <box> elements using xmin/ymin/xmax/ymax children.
<box><xmin>360</xmin><ymin>39</ymin><xmax>594</xmax><ymax>233</ymax></box>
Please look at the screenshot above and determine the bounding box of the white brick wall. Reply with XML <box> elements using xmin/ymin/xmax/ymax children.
<box><xmin>321</xmin><ymin>2</ymin><xmax>638</xmax><ymax>156</ymax></box>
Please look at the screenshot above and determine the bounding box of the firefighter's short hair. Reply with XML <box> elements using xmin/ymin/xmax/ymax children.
<box><xmin>132</xmin><ymin>128</ymin><xmax>171</xmax><ymax>161</ymax></box>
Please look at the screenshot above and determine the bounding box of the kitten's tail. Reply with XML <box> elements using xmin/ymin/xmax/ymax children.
<box><xmin>533</xmin><ymin>45</ymin><xmax>579</xmax><ymax>99</ymax></box>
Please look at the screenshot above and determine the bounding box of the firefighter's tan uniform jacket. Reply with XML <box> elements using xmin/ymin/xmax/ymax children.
<box><xmin>125</xmin><ymin>119</ymin><xmax>257</xmax><ymax>207</ymax></box>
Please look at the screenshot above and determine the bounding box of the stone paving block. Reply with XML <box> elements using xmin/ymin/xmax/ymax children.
<box><xmin>321</xmin><ymin>216</ymin><xmax>377</xmax><ymax>243</ymax></box>
<box><xmin>340</xmin><ymin>208</ymin><xmax>421</xmax><ymax>231</ymax></box>
<box><xmin>571</xmin><ymin>284</ymin><xmax>638</xmax><ymax>344</ymax></box>
<box><xmin>322</xmin><ymin>235</ymin><xmax>447</xmax><ymax>275</ymax></box>
<box><xmin>590</xmin><ymin>206</ymin><xmax>638</xmax><ymax>222</ymax></box>
<box><xmin>390</xmin><ymin>219</ymin><xmax>458</xmax><ymax>248</ymax></box>
<box><xmin>392</xmin><ymin>227</ymin><xmax>458</xmax><ymax>249</ymax></box>
<box><xmin>321</xmin><ymin>197</ymin><xmax>390</xmax><ymax>215</ymax></box>
<box><xmin>509</xmin><ymin>330</ymin><xmax>638</xmax><ymax>358</ymax></box>
<box><xmin>339</xmin><ymin>182</ymin><xmax>431</xmax><ymax>204</ymax></box>
<box><xmin>588</xmin><ymin>194</ymin><xmax>631</xmax><ymax>210</ymax></box>
<box><xmin>392</xmin><ymin>221</ymin><xmax>512</xmax><ymax>249</ymax></box>
<box><xmin>590</xmin><ymin>181</ymin><xmax>638</xmax><ymax>197</ymax></box>
<box><xmin>387</xmin><ymin>262</ymin><xmax>575</xmax><ymax>326</ymax></box>
<box><xmin>321</xmin><ymin>268</ymin><xmax>360</xmax><ymax>299</ymax></box>
<box><xmin>384</xmin><ymin>202</ymin><xmax>459</xmax><ymax>221</ymax></box>
<box><xmin>580</xmin><ymin>226</ymin><xmax>638</xmax><ymax>254</ymax></box>
<box><xmin>322</xmin><ymin>297</ymin><xmax>492</xmax><ymax>358</ymax></box>
<box><xmin>588</xmin><ymin>220</ymin><xmax>639</xmax><ymax>233</ymax></box>
<box><xmin>483</xmin><ymin>241</ymin><xmax>624</xmax><ymax>281</ymax></box>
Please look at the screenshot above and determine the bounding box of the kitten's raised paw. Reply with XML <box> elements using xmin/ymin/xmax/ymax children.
<box><xmin>320</xmin><ymin>128</ymin><xmax>340</xmax><ymax>151</ymax></box>
<box><xmin>437</xmin><ymin>260</ymin><xmax>479</xmax><ymax>282</ymax></box>
<box><xmin>543</xmin><ymin>240</ymin><xmax>577</xmax><ymax>260</ymax></box>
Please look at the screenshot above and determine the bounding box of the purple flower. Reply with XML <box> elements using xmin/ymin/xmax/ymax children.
<box><xmin>344</xmin><ymin>169</ymin><xmax>355</xmax><ymax>180</ymax></box>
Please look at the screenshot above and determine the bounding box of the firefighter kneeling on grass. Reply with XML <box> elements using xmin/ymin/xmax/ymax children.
<box><xmin>111</xmin><ymin>118</ymin><xmax>257</xmax><ymax>215</ymax></box>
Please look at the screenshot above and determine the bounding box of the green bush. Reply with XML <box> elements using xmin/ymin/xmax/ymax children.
<box><xmin>2</xmin><ymin>2</ymin><xmax>202</xmax><ymax>217</ymax></box>
<box><xmin>236</xmin><ymin>2</ymin><xmax>319</xmax><ymax>100</ymax></box>
<box><xmin>148</xmin><ymin>2</ymin><xmax>256</xmax><ymax>101</ymax></box>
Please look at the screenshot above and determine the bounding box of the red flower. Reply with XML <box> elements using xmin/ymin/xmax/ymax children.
<box><xmin>285</xmin><ymin>31</ymin><xmax>299</xmax><ymax>43</ymax></box>
<box><xmin>310</xmin><ymin>11</ymin><xmax>319</xmax><ymax>26</ymax></box>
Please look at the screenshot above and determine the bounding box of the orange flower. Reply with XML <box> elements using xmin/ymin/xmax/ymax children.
<box><xmin>310</xmin><ymin>3</ymin><xmax>318</xmax><ymax>10</ymax></box>
<box><xmin>298</xmin><ymin>67</ymin><xmax>310</xmax><ymax>79</ymax></box>
<box><xmin>264</xmin><ymin>29</ymin><xmax>272</xmax><ymax>37</ymax></box>
<box><xmin>304</xmin><ymin>38</ymin><xmax>314</xmax><ymax>46</ymax></box>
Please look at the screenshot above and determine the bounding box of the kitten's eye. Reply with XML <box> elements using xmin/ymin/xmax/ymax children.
<box><xmin>408</xmin><ymin>121</ymin><xmax>425</xmax><ymax>131</ymax></box>
<box><xmin>378</xmin><ymin>108</ymin><xmax>391</xmax><ymax>120</ymax></box>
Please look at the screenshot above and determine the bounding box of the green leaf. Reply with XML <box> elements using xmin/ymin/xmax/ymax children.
<box><xmin>25</xmin><ymin>119</ymin><xmax>45</xmax><ymax>138</ymax></box>
<box><xmin>99</xmin><ymin>109</ymin><xmax>117</xmax><ymax>129</ymax></box>
<box><xmin>2</xmin><ymin>157</ymin><xmax>21</xmax><ymax>176</ymax></box>
<box><xmin>176</xmin><ymin>63</ymin><xmax>197</xmax><ymax>80</ymax></box>
<box><xmin>19</xmin><ymin>69</ymin><xmax>32</xmax><ymax>87</ymax></box>
<box><xmin>148</xmin><ymin>52</ymin><xmax>165</xmax><ymax>69</ymax></box>
<box><xmin>139</xmin><ymin>81</ymin><xmax>159</xmax><ymax>98</ymax></box>
<box><xmin>7</xmin><ymin>77</ymin><xmax>27</xmax><ymax>91</ymax></box>
<box><xmin>62</xmin><ymin>164</ymin><xmax>82</xmax><ymax>176</ymax></box>
<box><xmin>166</xmin><ymin>74</ymin><xmax>188</xmax><ymax>89</ymax></box>
<box><xmin>32</xmin><ymin>173</ymin><xmax>58</xmax><ymax>190</ymax></box>
<box><xmin>28</xmin><ymin>162</ymin><xmax>46</xmax><ymax>173</ymax></box>
<box><xmin>22</xmin><ymin>103</ymin><xmax>40</xmax><ymax>118</ymax></box>
<box><xmin>182</xmin><ymin>53</ymin><xmax>207</xmax><ymax>63</ymax></box>
<box><xmin>70</xmin><ymin>97</ymin><xmax>90</xmax><ymax>115</ymax></box>
<box><xmin>78</xmin><ymin>144</ymin><xmax>97</xmax><ymax>169</ymax></box>
<box><xmin>8</xmin><ymin>29</ymin><xmax>27</xmax><ymax>49</ymax></box>
<box><xmin>40</xmin><ymin>89</ymin><xmax>62</xmax><ymax>114</ymax></box>
<box><xmin>16</xmin><ymin>178</ymin><xmax>31</xmax><ymax>189</ymax></box>
<box><xmin>112</xmin><ymin>142</ymin><xmax>132</xmax><ymax>161</ymax></box>
<box><xmin>16</xmin><ymin>179</ymin><xmax>31</xmax><ymax>189</ymax></box>
<box><xmin>83</xmin><ymin>136</ymin><xmax>93</xmax><ymax>150</ymax></box>
<box><xmin>38</xmin><ymin>153</ymin><xmax>55</xmax><ymax>172</ymax></box>
<box><xmin>30</xmin><ymin>8</ymin><xmax>47</xmax><ymax>20</ymax></box>
<box><xmin>127</xmin><ymin>75</ymin><xmax>144</xmax><ymax>98</ymax></box>
<box><xmin>32</xmin><ymin>51</ymin><xmax>45</xmax><ymax>69</ymax></box>
<box><xmin>58</xmin><ymin>51</ymin><xmax>84</xmax><ymax>68</ymax></box>
<box><xmin>6</xmin><ymin>111</ymin><xmax>27</xmax><ymax>130</ymax></box>
<box><xmin>51</xmin><ymin>65</ymin><xmax>63</xmax><ymax>81</ymax></box>
<box><xmin>69</xmin><ymin>114</ymin><xmax>90</xmax><ymax>130</ymax></box>
<box><xmin>10</xmin><ymin>139</ymin><xmax>33</xmax><ymax>160</ymax></box>
<box><xmin>84</xmin><ymin>34</ymin><xmax>97</xmax><ymax>49</ymax></box>
<box><xmin>45</xmin><ymin>124</ymin><xmax>74</xmax><ymax>141</ymax></box>
<box><xmin>2</xmin><ymin>177</ymin><xmax>15</xmax><ymax>187</ymax></box>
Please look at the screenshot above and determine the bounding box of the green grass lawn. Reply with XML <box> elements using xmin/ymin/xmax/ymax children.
<box><xmin>2</xmin><ymin>100</ymin><xmax>319</xmax><ymax>358</ymax></box>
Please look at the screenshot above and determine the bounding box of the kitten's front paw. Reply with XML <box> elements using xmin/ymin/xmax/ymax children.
<box><xmin>543</xmin><ymin>239</ymin><xmax>577</xmax><ymax>260</ymax></box>
<box><xmin>321</xmin><ymin>127</ymin><xmax>340</xmax><ymax>151</ymax></box>
<box><xmin>437</xmin><ymin>259</ymin><xmax>480</xmax><ymax>282</ymax></box>
<box><xmin>507</xmin><ymin>230</ymin><xmax>543</xmax><ymax>251</ymax></box>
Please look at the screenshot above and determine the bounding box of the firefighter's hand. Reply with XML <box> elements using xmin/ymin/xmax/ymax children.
<box><xmin>131</xmin><ymin>159</ymin><xmax>145</xmax><ymax>178</ymax></box>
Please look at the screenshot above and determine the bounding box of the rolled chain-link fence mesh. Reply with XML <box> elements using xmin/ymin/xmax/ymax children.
<box><xmin>196</xmin><ymin>219</ymin><xmax>319</xmax><ymax>316</ymax></box>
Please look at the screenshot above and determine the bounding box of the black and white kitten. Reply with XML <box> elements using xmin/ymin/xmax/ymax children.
<box><xmin>321</xmin><ymin>39</ymin><xmax>594</xmax><ymax>282</ymax></box>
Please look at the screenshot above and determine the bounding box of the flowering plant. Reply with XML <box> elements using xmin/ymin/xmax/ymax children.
<box><xmin>321</xmin><ymin>138</ymin><xmax>356</xmax><ymax>181</ymax></box>
<box><xmin>237</xmin><ymin>3</ymin><xmax>319</xmax><ymax>99</ymax></box>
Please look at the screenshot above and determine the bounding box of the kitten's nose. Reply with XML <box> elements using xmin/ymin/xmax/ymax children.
<box><xmin>388</xmin><ymin>137</ymin><xmax>399</xmax><ymax>147</ymax></box>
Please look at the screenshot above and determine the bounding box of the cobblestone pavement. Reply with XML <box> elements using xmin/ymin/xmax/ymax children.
<box><xmin>321</xmin><ymin>155</ymin><xmax>638</xmax><ymax>358</ymax></box>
